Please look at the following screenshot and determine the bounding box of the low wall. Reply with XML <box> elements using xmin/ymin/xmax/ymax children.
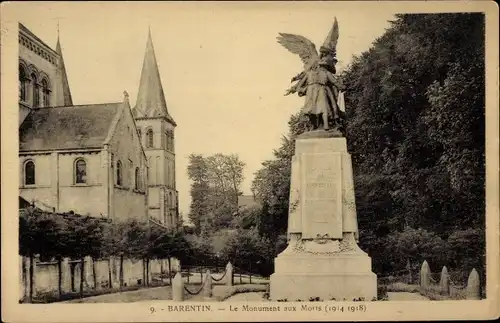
<box><xmin>19</xmin><ymin>255</ymin><xmax>179</xmax><ymax>300</ymax></box>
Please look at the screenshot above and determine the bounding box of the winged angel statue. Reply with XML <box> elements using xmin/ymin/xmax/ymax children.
<box><xmin>278</xmin><ymin>18</ymin><xmax>346</xmax><ymax>134</ymax></box>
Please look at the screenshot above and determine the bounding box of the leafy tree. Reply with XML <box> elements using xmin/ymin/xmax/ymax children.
<box><xmin>250</xmin><ymin>13</ymin><xmax>485</xmax><ymax>277</ymax></box>
<box><xmin>187</xmin><ymin>153</ymin><xmax>246</xmax><ymax>234</ymax></box>
<box><xmin>221</xmin><ymin>227</ymin><xmax>274</xmax><ymax>276</ymax></box>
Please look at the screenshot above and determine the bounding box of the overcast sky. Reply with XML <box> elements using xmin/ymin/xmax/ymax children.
<box><xmin>12</xmin><ymin>2</ymin><xmax>399</xmax><ymax>219</ymax></box>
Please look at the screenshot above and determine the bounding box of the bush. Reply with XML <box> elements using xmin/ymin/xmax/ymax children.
<box><xmin>377</xmin><ymin>285</ymin><xmax>388</xmax><ymax>301</ymax></box>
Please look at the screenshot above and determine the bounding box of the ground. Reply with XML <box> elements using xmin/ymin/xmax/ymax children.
<box><xmin>387</xmin><ymin>292</ymin><xmax>429</xmax><ymax>301</ymax></box>
<box><xmin>224</xmin><ymin>292</ymin><xmax>265</xmax><ymax>301</ymax></box>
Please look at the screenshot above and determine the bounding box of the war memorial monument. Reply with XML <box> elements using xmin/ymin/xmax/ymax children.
<box><xmin>269</xmin><ymin>18</ymin><xmax>378</xmax><ymax>301</ymax></box>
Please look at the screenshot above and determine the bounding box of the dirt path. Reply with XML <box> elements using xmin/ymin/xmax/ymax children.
<box><xmin>224</xmin><ymin>292</ymin><xmax>265</xmax><ymax>301</ymax></box>
<box><xmin>387</xmin><ymin>292</ymin><xmax>429</xmax><ymax>300</ymax></box>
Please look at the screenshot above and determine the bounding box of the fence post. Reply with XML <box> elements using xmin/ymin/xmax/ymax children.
<box><xmin>172</xmin><ymin>272</ymin><xmax>184</xmax><ymax>301</ymax></box>
<box><xmin>439</xmin><ymin>266</ymin><xmax>450</xmax><ymax>295</ymax></box>
<box><xmin>466</xmin><ymin>268</ymin><xmax>480</xmax><ymax>300</ymax></box>
<box><xmin>226</xmin><ymin>262</ymin><xmax>234</xmax><ymax>287</ymax></box>
<box><xmin>203</xmin><ymin>269</ymin><xmax>212</xmax><ymax>299</ymax></box>
<box><xmin>419</xmin><ymin>260</ymin><xmax>430</xmax><ymax>294</ymax></box>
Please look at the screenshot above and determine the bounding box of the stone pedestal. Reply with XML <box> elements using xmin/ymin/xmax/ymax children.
<box><xmin>269</xmin><ymin>133</ymin><xmax>377</xmax><ymax>301</ymax></box>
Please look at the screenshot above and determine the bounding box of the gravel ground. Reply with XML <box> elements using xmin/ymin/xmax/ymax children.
<box><xmin>387</xmin><ymin>292</ymin><xmax>430</xmax><ymax>300</ymax></box>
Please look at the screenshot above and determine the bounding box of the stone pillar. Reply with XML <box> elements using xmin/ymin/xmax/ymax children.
<box><xmin>172</xmin><ymin>272</ymin><xmax>184</xmax><ymax>301</ymax></box>
<box><xmin>20</xmin><ymin>256</ymin><xmax>28</xmax><ymax>300</ymax></box>
<box><xmin>270</xmin><ymin>135</ymin><xmax>376</xmax><ymax>301</ymax></box>
<box><xmin>439</xmin><ymin>266</ymin><xmax>449</xmax><ymax>295</ymax></box>
<box><xmin>31</xmin><ymin>255</ymin><xmax>39</xmax><ymax>298</ymax></box>
<box><xmin>420</xmin><ymin>260</ymin><xmax>430</xmax><ymax>293</ymax></box>
<box><xmin>203</xmin><ymin>270</ymin><xmax>212</xmax><ymax>299</ymax></box>
<box><xmin>466</xmin><ymin>268</ymin><xmax>480</xmax><ymax>300</ymax></box>
<box><xmin>61</xmin><ymin>258</ymin><xmax>71</xmax><ymax>293</ymax></box>
<box><xmin>84</xmin><ymin>256</ymin><xmax>93</xmax><ymax>289</ymax></box>
<box><xmin>225</xmin><ymin>262</ymin><xmax>234</xmax><ymax>287</ymax></box>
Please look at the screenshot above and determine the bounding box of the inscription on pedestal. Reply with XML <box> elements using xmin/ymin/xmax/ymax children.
<box><xmin>301</xmin><ymin>153</ymin><xmax>342</xmax><ymax>239</ymax></box>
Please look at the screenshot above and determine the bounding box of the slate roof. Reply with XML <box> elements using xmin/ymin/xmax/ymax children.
<box><xmin>19</xmin><ymin>103</ymin><xmax>122</xmax><ymax>152</ymax></box>
<box><xmin>19</xmin><ymin>196</ymin><xmax>31</xmax><ymax>209</ymax></box>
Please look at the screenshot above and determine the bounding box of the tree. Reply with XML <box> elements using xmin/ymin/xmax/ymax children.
<box><xmin>187</xmin><ymin>154</ymin><xmax>210</xmax><ymax>234</ymax></box>
<box><xmin>221</xmin><ymin>227</ymin><xmax>275</xmax><ymax>276</ymax></box>
<box><xmin>250</xmin><ymin>13</ymin><xmax>485</xmax><ymax>277</ymax></box>
<box><xmin>187</xmin><ymin>153</ymin><xmax>246</xmax><ymax>234</ymax></box>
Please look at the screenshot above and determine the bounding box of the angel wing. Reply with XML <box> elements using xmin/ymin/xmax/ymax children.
<box><xmin>277</xmin><ymin>33</ymin><xmax>319</xmax><ymax>69</ymax></box>
<box><xmin>322</xmin><ymin>17</ymin><xmax>339</xmax><ymax>51</ymax></box>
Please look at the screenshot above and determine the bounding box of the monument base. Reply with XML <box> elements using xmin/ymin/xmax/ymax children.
<box><xmin>269</xmin><ymin>250</ymin><xmax>377</xmax><ymax>301</ymax></box>
<box><xmin>269</xmin><ymin>136</ymin><xmax>377</xmax><ymax>301</ymax></box>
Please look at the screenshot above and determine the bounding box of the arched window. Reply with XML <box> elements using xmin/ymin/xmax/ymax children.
<box><xmin>24</xmin><ymin>160</ymin><xmax>35</xmax><ymax>185</ymax></box>
<box><xmin>147</xmin><ymin>129</ymin><xmax>154</xmax><ymax>148</ymax></box>
<box><xmin>135</xmin><ymin>167</ymin><xmax>140</xmax><ymax>190</ymax></box>
<box><xmin>41</xmin><ymin>79</ymin><xmax>50</xmax><ymax>107</ymax></box>
<box><xmin>19</xmin><ymin>65</ymin><xmax>28</xmax><ymax>101</ymax></box>
<box><xmin>75</xmin><ymin>159</ymin><xmax>87</xmax><ymax>184</ymax></box>
<box><xmin>116</xmin><ymin>161</ymin><xmax>122</xmax><ymax>186</ymax></box>
<box><xmin>31</xmin><ymin>73</ymin><xmax>39</xmax><ymax>107</ymax></box>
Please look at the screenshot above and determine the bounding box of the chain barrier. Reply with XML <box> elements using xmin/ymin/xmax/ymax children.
<box><xmin>211</xmin><ymin>267</ymin><xmax>227</xmax><ymax>282</ymax></box>
<box><xmin>449</xmin><ymin>280</ymin><xmax>467</xmax><ymax>289</ymax></box>
<box><xmin>184</xmin><ymin>279</ymin><xmax>205</xmax><ymax>296</ymax></box>
<box><xmin>429</xmin><ymin>276</ymin><xmax>439</xmax><ymax>284</ymax></box>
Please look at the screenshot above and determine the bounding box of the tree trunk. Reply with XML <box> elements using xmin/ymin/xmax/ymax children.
<box><xmin>108</xmin><ymin>258</ymin><xmax>113</xmax><ymax>289</ymax></box>
<box><xmin>92</xmin><ymin>257</ymin><xmax>97</xmax><ymax>289</ymax></box>
<box><xmin>146</xmin><ymin>258</ymin><xmax>150</xmax><ymax>287</ymax></box>
<box><xmin>142</xmin><ymin>258</ymin><xmax>146</xmax><ymax>286</ymax></box>
<box><xmin>119</xmin><ymin>255</ymin><xmax>124</xmax><ymax>289</ymax></box>
<box><xmin>71</xmin><ymin>263</ymin><xmax>75</xmax><ymax>292</ymax></box>
<box><xmin>29</xmin><ymin>253</ymin><xmax>34</xmax><ymax>302</ymax></box>
<box><xmin>407</xmin><ymin>258</ymin><xmax>412</xmax><ymax>284</ymax></box>
<box><xmin>168</xmin><ymin>258</ymin><xmax>172</xmax><ymax>286</ymax></box>
<box><xmin>58</xmin><ymin>258</ymin><xmax>62</xmax><ymax>297</ymax></box>
<box><xmin>79</xmin><ymin>257</ymin><xmax>85</xmax><ymax>298</ymax></box>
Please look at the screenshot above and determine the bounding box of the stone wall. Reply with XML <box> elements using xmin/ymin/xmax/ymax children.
<box><xmin>19</xmin><ymin>255</ymin><xmax>179</xmax><ymax>300</ymax></box>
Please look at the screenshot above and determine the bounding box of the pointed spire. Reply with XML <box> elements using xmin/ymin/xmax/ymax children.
<box><xmin>134</xmin><ymin>28</ymin><xmax>170</xmax><ymax>119</ymax></box>
<box><xmin>55</xmin><ymin>29</ymin><xmax>73</xmax><ymax>106</ymax></box>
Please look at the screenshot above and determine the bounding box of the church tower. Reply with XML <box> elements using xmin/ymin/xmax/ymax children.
<box><xmin>133</xmin><ymin>29</ymin><xmax>179</xmax><ymax>228</ymax></box>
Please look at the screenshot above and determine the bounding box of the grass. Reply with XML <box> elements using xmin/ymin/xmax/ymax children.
<box><xmin>419</xmin><ymin>284</ymin><xmax>468</xmax><ymax>300</ymax></box>
<box><xmin>385</xmin><ymin>282</ymin><xmax>420</xmax><ymax>293</ymax></box>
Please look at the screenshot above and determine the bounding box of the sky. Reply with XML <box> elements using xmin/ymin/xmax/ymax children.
<box><xmin>10</xmin><ymin>2</ymin><xmax>399</xmax><ymax>220</ymax></box>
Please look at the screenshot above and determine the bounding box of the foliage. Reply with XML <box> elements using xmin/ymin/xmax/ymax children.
<box><xmin>220</xmin><ymin>227</ymin><xmax>275</xmax><ymax>276</ymax></box>
<box><xmin>19</xmin><ymin>209</ymin><xmax>191</xmax><ymax>263</ymax></box>
<box><xmin>187</xmin><ymin>153</ymin><xmax>246</xmax><ymax>234</ymax></box>
<box><xmin>250</xmin><ymin>13</ymin><xmax>485</xmax><ymax>278</ymax></box>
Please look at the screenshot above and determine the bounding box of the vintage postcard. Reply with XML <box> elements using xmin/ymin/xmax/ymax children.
<box><xmin>1</xmin><ymin>1</ymin><xmax>499</xmax><ymax>322</ymax></box>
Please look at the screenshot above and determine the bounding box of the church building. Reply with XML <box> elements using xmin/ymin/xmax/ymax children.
<box><xmin>18</xmin><ymin>23</ymin><xmax>179</xmax><ymax>228</ymax></box>
<box><xmin>132</xmin><ymin>29</ymin><xmax>179</xmax><ymax>228</ymax></box>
